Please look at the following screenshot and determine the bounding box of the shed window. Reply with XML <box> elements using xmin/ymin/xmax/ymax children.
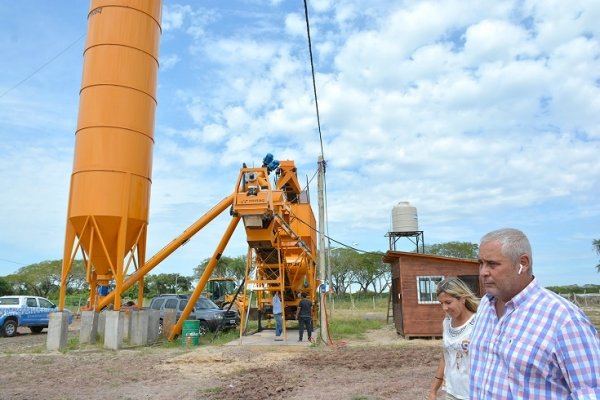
<box><xmin>417</xmin><ymin>276</ymin><xmax>443</xmax><ymax>304</ymax></box>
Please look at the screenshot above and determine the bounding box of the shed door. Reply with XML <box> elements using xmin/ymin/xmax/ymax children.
<box><xmin>392</xmin><ymin>277</ymin><xmax>403</xmax><ymax>335</ymax></box>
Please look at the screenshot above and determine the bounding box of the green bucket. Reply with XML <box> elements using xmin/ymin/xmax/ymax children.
<box><xmin>181</xmin><ymin>319</ymin><xmax>200</xmax><ymax>346</ymax></box>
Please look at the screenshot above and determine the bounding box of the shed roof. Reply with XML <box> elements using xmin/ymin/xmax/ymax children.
<box><xmin>382</xmin><ymin>250</ymin><xmax>478</xmax><ymax>265</ymax></box>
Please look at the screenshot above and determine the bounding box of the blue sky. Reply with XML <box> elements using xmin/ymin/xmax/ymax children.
<box><xmin>1</xmin><ymin>0</ymin><xmax>599</xmax><ymax>287</ymax></box>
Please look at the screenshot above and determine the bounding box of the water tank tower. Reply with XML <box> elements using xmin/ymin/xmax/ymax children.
<box><xmin>386</xmin><ymin>201</ymin><xmax>424</xmax><ymax>252</ymax></box>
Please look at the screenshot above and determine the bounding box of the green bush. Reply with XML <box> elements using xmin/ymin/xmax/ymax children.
<box><xmin>546</xmin><ymin>284</ymin><xmax>600</xmax><ymax>294</ymax></box>
<box><xmin>329</xmin><ymin>318</ymin><xmax>384</xmax><ymax>340</ymax></box>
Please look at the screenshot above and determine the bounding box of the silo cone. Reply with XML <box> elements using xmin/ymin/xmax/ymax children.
<box><xmin>58</xmin><ymin>0</ymin><xmax>162</xmax><ymax>312</ymax></box>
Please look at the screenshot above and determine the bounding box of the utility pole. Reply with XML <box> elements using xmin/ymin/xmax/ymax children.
<box><xmin>317</xmin><ymin>155</ymin><xmax>331</xmax><ymax>344</ymax></box>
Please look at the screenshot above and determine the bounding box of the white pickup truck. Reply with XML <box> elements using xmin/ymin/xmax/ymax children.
<box><xmin>0</xmin><ymin>295</ymin><xmax>74</xmax><ymax>337</ymax></box>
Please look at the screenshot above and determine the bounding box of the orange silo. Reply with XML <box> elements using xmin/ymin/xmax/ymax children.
<box><xmin>59</xmin><ymin>0</ymin><xmax>162</xmax><ymax>310</ymax></box>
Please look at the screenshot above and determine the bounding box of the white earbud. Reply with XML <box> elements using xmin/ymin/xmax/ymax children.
<box><xmin>518</xmin><ymin>264</ymin><xmax>524</xmax><ymax>275</ymax></box>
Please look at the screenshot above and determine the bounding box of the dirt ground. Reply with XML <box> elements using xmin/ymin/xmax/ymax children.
<box><xmin>0</xmin><ymin>320</ymin><xmax>442</xmax><ymax>400</ymax></box>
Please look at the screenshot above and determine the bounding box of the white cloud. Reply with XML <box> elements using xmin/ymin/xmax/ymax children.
<box><xmin>0</xmin><ymin>144</ymin><xmax>71</xmax><ymax>262</ymax></box>
<box><xmin>310</xmin><ymin>0</ymin><xmax>333</xmax><ymax>13</ymax></box>
<box><xmin>223</xmin><ymin>106</ymin><xmax>250</xmax><ymax>130</ymax></box>
<box><xmin>161</xmin><ymin>4</ymin><xmax>192</xmax><ymax>31</ymax></box>
<box><xmin>463</xmin><ymin>19</ymin><xmax>533</xmax><ymax>63</ymax></box>
<box><xmin>200</xmin><ymin>124</ymin><xmax>228</xmax><ymax>144</ymax></box>
<box><xmin>186</xmin><ymin>100</ymin><xmax>207</xmax><ymax>125</ymax></box>
<box><xmin>523</xmin><ymin>0</ymin><xmax>598</xmax><ymax>51</ymax></box>
<box><xmin>160</xmin><ymin>54</ymin><xmax>181</xmax><ymax>70</ymax></box>
<box><xmin>284</xmin><ymin>13</ymin><xmax>305</xmax><ymax>37</ymax></box>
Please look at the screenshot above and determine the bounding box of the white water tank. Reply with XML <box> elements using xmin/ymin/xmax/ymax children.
<box><xmin>391</xmin><ymin>202</ymin><xmax>418</xmax><ymax>232</ymax></box>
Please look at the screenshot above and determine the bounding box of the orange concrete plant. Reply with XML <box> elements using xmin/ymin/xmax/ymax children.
<box><xmin>59</xmin><ymin>0</ymin><xmax>162</xmax><ymax>311</ymax></box>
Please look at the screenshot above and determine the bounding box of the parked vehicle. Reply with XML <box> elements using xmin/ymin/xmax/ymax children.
<box><xmin>0</xmin><ymin>295</ymin><xmax>74</xmax><ymax>337</ymax></box>
<box><xmin>205</xmin><ymin>277</ymin><xmax>250</xmax><ymax>317</ymax></box>
<box><xmin>148</xmin><ymin>294</ymin><xmax>239</xmax><ymax>336</ymax></box>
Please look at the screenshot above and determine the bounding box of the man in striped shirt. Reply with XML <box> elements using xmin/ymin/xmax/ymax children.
<box><xmin>470</xmin><ymin>228</ymin><xmax>600</xmax><ymax>399</ymax></box>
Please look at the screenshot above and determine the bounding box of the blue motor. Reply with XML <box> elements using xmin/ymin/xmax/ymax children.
<box><xmin>262</xmin><ymin>153</ymin><xmax>280</xmax><ymax>173</ymax></box>
<box><xmin>262</xmin><ymin>153</ymin><xmax>273</xmax><ymax>166</ymax></box>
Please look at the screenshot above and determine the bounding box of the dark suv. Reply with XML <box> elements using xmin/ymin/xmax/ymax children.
<box><xmin>149</xmin><ymin>294</ymin><xmax>239</xmax><ymax>335</ymax></box>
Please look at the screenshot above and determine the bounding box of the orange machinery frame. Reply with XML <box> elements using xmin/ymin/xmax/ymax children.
<box><xmin>57</xmin><ymin>0</ymin><xmax>318</xmax><ymax>341</ymax></box>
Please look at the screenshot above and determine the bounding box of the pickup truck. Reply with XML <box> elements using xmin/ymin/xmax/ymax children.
<box><xmin>0</xmin><ymin>295</ymin><xmax>74</xmax><ymax>337</ymax></box>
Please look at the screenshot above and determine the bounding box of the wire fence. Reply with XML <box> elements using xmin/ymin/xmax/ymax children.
<box><xmin>560</xmin><ymin>292</ymin><xmax>600</xmax><ymax>307</ymax></box>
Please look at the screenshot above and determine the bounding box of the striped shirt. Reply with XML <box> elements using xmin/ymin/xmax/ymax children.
<box><xmin>470</xmin><ymin>278</ymin><xmax>600</xmax><ymax>399</ymax></box>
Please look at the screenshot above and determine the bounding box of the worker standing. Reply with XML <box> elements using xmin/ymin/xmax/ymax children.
<box><xmin>273</xmin><ymin>292</ymin><xmax>283</xmax><ymax>341</ymax></box>
<box><xmin>296</xmin><ymin>292</ymin><xmax>313</xmax><ymax>342</ymax></box>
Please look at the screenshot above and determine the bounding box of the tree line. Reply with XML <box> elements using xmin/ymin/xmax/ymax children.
<box><xmin>1</xmin><ymin>240</ymin><xmax>598</xmax><ymax>299</ymax></box>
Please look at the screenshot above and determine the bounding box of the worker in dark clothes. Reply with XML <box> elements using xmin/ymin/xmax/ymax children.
<box><xmin>295</xmin><ymin>292</ymin><xmax>313</xmax><ymax>342</ymax></box>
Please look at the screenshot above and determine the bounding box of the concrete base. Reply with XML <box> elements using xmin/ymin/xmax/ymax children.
<box><xmin>226</xmin><ymin>328</ymin><xmax>312</xmax><ymax>347</ymax></box>
<box><xmin>104</xmin><ymin>310</ymin><xmax>125</xmax><ymax>350</ymax></box>
<box><xmin>122</xmin><ymin>309</ymin><xmax>132</xmax><ymax>342</ymax></box>
<box><xmin>129</xmin><ymin>310</ymin><xmax>149</xmax><ymax>346</ymax></box>
<box><xmin>79</xmin><ymin>311</ymin><xmax>99</xmax><ymax>344</ymax></box>
<box><xmin>162</xmin><ymin>309</ymin><xmax>176</xmax><ymax>339</ymax></box>
<box><xmin>147</xmin><ymin>308</ymin><xmax>160</xmax><ymax>343</ymax></box>
<box><xmin>46</xmin><ymin>312</ymin><xmax>69</xmax><ymax>351</ymax></box>
<box><xmin>98</xmin><ymin>310</ymin><xmax>106</xmax><ymax>343</ymax></box>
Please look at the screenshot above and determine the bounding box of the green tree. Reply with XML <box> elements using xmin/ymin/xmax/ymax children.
<box><xmin>329</xmin><ymin>247</ymin><xmax>356</xmax><ymax>294</ymax></box>
<box><xmin>594</xmin><ymin>239</ymin><xmax>600</xmax><ymax>272</ymax></box>
<box><xmin>121</xmin><ymin>281</ymin><xmax>141</xmax><ymax>300</ymax></box>
<box><xmin>194</xmin><ymin>255</ymin><xmax>246</xmax><ymax>281</ymax></box>
<box><xmin>424</xmin><ymin>241</ymin><xmax>479</xmax><ymax>259</ymax></box>
<box><xmin>0</xmin><ymin>277</ymin><xmax>11</xmax><ymax>296</ymax></box>
<box><xmin>5</xmin><ymin>260</ymin><xmax>86</xmax><ymax>297</ymax></box>
<box><xmin>144</xmin><ymin>273</ymin><xmax>192</xmax><ymax>297</ymax></box>
<box><xmin>66</xmin><ymin>260</ymin><xmax>88</xmax><ymax>292</ymax></box>
<box><xmin>350</xmin><ymin>251</ymin><xmax>388</xmax><ymax>294</ymax></box>
<box><xmin>328</xmin><ymin>248</ymin><xmax>389</xmax><ymax>294</ymax></box>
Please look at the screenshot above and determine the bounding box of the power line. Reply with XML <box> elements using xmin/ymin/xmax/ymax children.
<box><xmin>303</xmin><ymin>0</ymin><xmax>325</xmax><ymax>159</ymax></box>
<box><xmin>0</xmin><ymin>33</ymin><xmax>85</xmax><ymax>99</ymax></box>
<box><xmin>287</xmin><ymin>206</ymin><xmax>382</xmax><ymax>256</ymax></box>
<box><xmin>303</xmin><ymin>167</ymin><xmax>318</xmax><ymax>191</ymax></box>
<box><xmin>0</xmin><ymin>257</ymin><xmax>26</xmax><ymax>267</ymax></box>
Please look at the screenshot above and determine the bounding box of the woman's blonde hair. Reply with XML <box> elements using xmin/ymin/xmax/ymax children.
<box><xmin>436</xmin><ymin>277</ymin><xmax>479</xmax><ymax>313</ymax></box>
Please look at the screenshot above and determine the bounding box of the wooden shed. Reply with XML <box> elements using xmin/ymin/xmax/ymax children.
<box><xmin>383</xmin><ymin>251</ymin><xmax>481</xmax><ymax>338</ymax></box>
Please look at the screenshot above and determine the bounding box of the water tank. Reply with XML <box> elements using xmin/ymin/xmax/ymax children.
<box><xmin>391</xmin><ymin>202</ymin><xmax>418</xmax><ymax>232</ymax></box>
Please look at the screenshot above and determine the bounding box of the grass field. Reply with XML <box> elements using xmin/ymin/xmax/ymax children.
<box><xmin>582</xmin><ymin>306</ymin><xmax>600</xmax><ymax>332</ymax></box>
<box><xmin>62</xmin><ymin>293</ymin><xmax>600</xmax><ymax>342</ymax></box>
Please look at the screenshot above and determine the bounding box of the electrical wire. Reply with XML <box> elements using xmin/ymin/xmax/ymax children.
<box><xmin>287</xmin><ymin>206</ymin><xmax>382</xmax><ymax>256</ymax></box>
<box><xmin>0</xmin><ymin>257</ymin><xmax>26</xmax><ymax>266</ymax></box>
<box><xmin>303</xmin><ymin>0</ymin><xmax>325</xmax><ymax>159</ymax></box>
<box><xmin>303</xmin><ymin>0</ymin><xmax>331</xmax><ymax>347</ymax></box>
<box><xmin>0</xmin><ymin>33</ymin><xmax>85</xmax><ymax>99</ymax></box>
<box><xmin>302</xmin><ymin>168</ymin><xmax>319</xmax><ymax>192</ymax></box>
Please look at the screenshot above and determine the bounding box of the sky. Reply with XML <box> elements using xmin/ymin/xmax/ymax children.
<box><xmin>0</xmin><ymin>0</ymin><xmax>599</xmax><ymax>287</ymax></box>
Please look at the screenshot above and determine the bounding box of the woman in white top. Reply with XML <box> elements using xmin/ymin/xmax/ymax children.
<box><xmin>428</xmin><ymin>277</ymin><xmax>479</xmax><ymax>400</ymax></box>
